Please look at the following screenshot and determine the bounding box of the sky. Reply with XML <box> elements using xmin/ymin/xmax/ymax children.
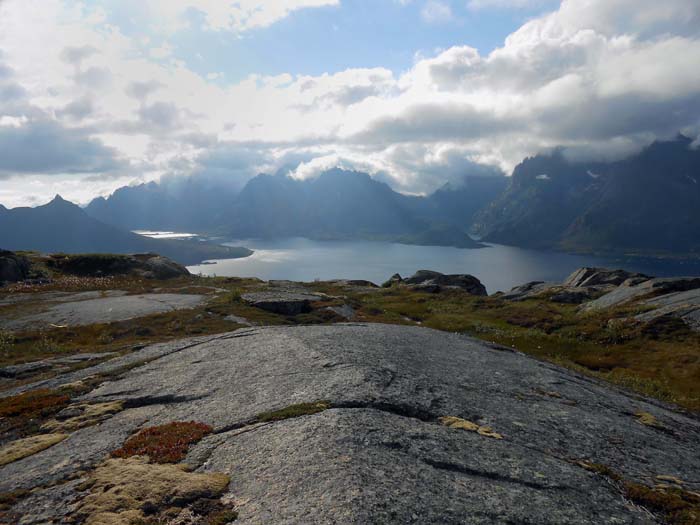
<box><xmin>0</xmin><ymin>0</ymin><xmax>699</xmax><ymax>207</ymax></box>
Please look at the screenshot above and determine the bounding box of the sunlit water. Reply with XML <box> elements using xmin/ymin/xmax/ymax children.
<box><xmin>185</xmin><ymin>237</ymin><xmax>700</xmax><ymax>294</ymax></box>
<box><xmin>133</xmin><ymin>230</ymin><xmax>199</xmax><ymax>239</ymax></box>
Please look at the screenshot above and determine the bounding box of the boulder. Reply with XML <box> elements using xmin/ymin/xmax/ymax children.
<box><xmin>563</xmin><ymin>267</ymin><xmax>649</xmax><ymax>289</ymax></box>
<box><xmin>139</xmin><ymin>255</ymin><xmax>190</xmax><ymax>279</ymax></box>
<box><xmin>0</xmin><ymin>250</ymin><xmax>30</xmax><ymax>284</ymax></box>
<box><xmin>500</xmin><ymin>281</ymin><xmax>556</xmax><ymax>301</ymax></box>
<box><xmin>241</xmin><ymin>291</ymin><xmax>326</xmax><ymax>316</ymax></box>
<box><xmin>382</xmin><ymin>273</ymin><xmax>403</xmax><ymax>288</ymax></box>
<box><xmin>403</xmin><ymin>270</ymin><xmax>487</xmax><ymax>296</ymax></box>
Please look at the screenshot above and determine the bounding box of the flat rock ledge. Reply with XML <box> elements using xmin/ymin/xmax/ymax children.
<box><xmin>1</xmin><ymin>324</ymin><xmax>699</xmax><ymax>524</ymax></box>
<box><xmin>241</xmin><ymin>290</ymin><xmax>327</xmax><ymax>315</ymax></box>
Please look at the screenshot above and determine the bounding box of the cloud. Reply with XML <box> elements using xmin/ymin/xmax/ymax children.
<box><xmin>2</xmin><ymin>0</ymin><xmax>700</xmax><ymax>206</ymax></box>
<box><xmin>0</xmin><ymin>119</ymin><xmax>125</xmax><ymax>177</ymax></box>
<box><xmin>421</xmin><ymin>1</ymin><xmax>454</xmax><ymax>23</ymax></box>
<box><xmin>467</xmin><ymin>0</ymin><xmax>550</xmax><ymax>9</ymax></box>
<box><xmin>146</xmin><ymin>0</ymin><xmax>340</xmax><ymax>33</ymax></box>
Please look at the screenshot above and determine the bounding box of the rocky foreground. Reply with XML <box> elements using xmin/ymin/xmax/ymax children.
<box><xmin>1</xmin><ymin>255</ymin><xmax>700</xmax><ymax>523</ymax></box>
<box><xmin>0</xmin><ymin>323</ymin><xmax>698</xmax><ymax>524</ymax></box>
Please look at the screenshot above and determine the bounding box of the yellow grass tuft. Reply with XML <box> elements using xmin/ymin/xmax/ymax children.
<box><xmin>439</xmin><ymin>416</ymin><xmax>503</xmax><ymax>439</ymax></box>
<box><xmin>77</xmin><ymin>456</ymin><xmax>230</xmax><ymax>525</ymax></box>
<box><xmin>0</xmin><ymin>433</ymin><xmax>68</xmax><ymax>466</ymax></box>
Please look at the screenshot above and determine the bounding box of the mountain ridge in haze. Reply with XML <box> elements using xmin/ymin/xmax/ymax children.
<box><xmin>0</xmin><ymin>196</ymin><xmax>251</xmax><ymax>265</ymax></box>
<box><xmin>86</xmin><ymin>168</ymin><xmax>504</xmax><ymax>248</ymax></box>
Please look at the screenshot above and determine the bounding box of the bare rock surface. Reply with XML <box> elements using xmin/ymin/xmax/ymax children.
<box><xmin>563</xmin><ymin>267</ymin><xmax>649</xmax><ymax>289</ymax></box>
<box><xmin>500</xmin><ymin>281</ymin><xmax>557</xmax><ymax>300</ymax></box>
<box><xmin>241</xmin><ymin>288</ymin><xmax>326</xmax><ymax>315</ymax></box>
<box><xmin>403</xmin><ymin>270</ymin><xmax>488</xmax><ymax>295</ymax></box>
<box><xmin>636</xmin><ymin>287</ymin><xmax>700</xmax><ymax>331</ymax></box>
<box><xmin>583</xmin><ymin>277</ymin><xmax>700</xmax><ymax>311</ymax></box>
<box><xmin>2</xmin><ymin>324</ymin><xmax>698</xmax><ymax>523</ymax></box>
<box><xmin>0</xmin><ymin>292</ymin><xmax>206</xmax><ymax>330</ymax></box>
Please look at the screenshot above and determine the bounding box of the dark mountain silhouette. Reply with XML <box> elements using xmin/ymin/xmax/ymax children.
<box><xmin>86</xmin><ymin>176</ymin><xmax>239</xmax><ymax>232</ymax></box>
<box><xmin>87</xmin><ymin>168</ymin><xmax>503</xmax><ymax>248</ymax></box>
<box><xmin>475</xmin><ymin>136</ymin><xmax>700</xmax><ymax>255</ymax></box>
<box><xmin>0</xmin><ymin>196</ymin><xmax>251</xmax><ymax>265</ymax></box>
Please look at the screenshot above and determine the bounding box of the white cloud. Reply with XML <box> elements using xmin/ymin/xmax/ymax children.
<box><xmin>146</xmin><ymin>0</ymin><xmax>340</xmax><ymax>33</ymax></box>
<box><xmin>421</xmin><ymin>1</ymin><xmax>454</xmax><ymax>23</ymax></box>
<box><xmin>467</xmin><ymin>0</ymin><xmax>549</xmax><ymax>10</ymax></box>
<box><xmin>1</xmin><ymin>0</ymin><xmax>700</xmax><ymax>206</ymax></box>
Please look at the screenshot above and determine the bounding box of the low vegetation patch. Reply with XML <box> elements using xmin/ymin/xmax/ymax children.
<box><xmin>0</xmin><ymin>433</ymin><xmax>67</xmax><ymax>466</ymax></box>
<box><xmin>439</xmin><ymin>416</ymin><xmax>503</xmax><ymax>440</ymax></box>
<box><xmin>256</xmin><ymin>401</ymin><xmax>331</xmax><ymax>423</ymax></box>
<box><xmin>0</xmin><ymin>388</ymin><xmax>71</xmax><ymax>419</ymax></box>
<box><xmin>42</xmin><ymin>401</ymin><xmax>124</xmax><ymax>432</ymax></box>
<box><xmin>46</xmin><ymin>253</ymin><xmax>136</xmax><ymax>277</ymax></box>
<box><xmin>579</xmin><ymin>462</ymin><xmax>700</xmax><ymax>524</ymax></box>
<box><xmin>111</xmin><ymin>421</ymin><xmax>214</xmax><ymax>464</ymax></box>
<box><xmin>76</xmin><ymin>456</ymin><xmax>232</xmax><ymax>525</ymax></box>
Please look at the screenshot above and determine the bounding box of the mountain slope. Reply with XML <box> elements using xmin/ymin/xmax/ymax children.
<box><xmin>0</xmin><ymin>196</ymin><xmax>251</xmax><ymax>265</ymax></box>
<box><xmin>85</xmin><ymin>169</ymin><xmax>504</xmax><ymax>248</ymax></box>
<box><xmin>223</xmin><ymin>169</ymin><xmax>428</xmax><ymax>239</ymax></box>
<box><xmin>86</xmin><ymin>176</ymin><xmax>239</xmax><ymax>232</ymax></box>
<box><xmin>475</xmin><ymin>136</ymin><xmax>700</xmax><ymax>254</ymax></box>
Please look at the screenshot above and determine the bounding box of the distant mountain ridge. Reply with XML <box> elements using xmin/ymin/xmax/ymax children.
<box><xmin>475</xmin><ymin>136</ymin><xmax>700</xmax><ymax>255</ymax></box>
<box><xmin>86</xmin><ymin>168</ymin><xmax>506</xmax><ymax>248</ymax></box>
<box><xmin>0</xmin><ymin>196</ymin><xmax>251</xmax><ymax>265</ymax></box>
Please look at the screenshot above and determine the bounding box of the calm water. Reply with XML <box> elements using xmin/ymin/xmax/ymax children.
<box><xmin>186</xmin><ymin>238</ymin><xmax>700</xmax><ymax>294</ymax></box>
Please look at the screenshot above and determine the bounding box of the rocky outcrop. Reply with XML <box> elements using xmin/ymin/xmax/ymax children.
<box><xmin>403</xmin><ymin>270</ymin><xmax>488</xmax><ymax>295</ymax></box>
<box><xmin>499</xmin><ymin>281</ymin><xmax>557</xmax><ymax>301</ymax></box>
<box><xmin>1</xmin><ymin>324</ymin><xmax>698</xmax><ymax>523</ymax></box>
<box><xmin>563</xmin><ymin>267</ymin><xmax>649</xmax><ymax>289</ymax></box>
<box><xmin>241</xmin><ymin>291</ymin><xmax>326</xmax><ymax>316</ymax></box>
<box><xmin>382</xmin><ymin>273</ymin><xmax>403</xmax><ymax>288</ymax></box>
<box><xmin>583</xmin><ymin>277</ymin><xmax>700</xmax><ymax>311</ymax></box>
<box><xmin>137</xmin><ymin>254</ymin><xmax>190</xmax><ymax>279</ymax></box>
<box><xmin>0</xmin><ymin>250</ymin><xmax>30</xmax><ymax>284</ymax></box>
<box><xmin>635</xmin><ymin>288</ymin><xmax>700</xmax><ymax>331</ymax></box>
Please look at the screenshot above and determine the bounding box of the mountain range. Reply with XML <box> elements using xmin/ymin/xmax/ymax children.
<box><xmin>0</xmin><ymin>196</ymin><xmax>251</xmax><ymax>265</ymax></box>
<box><xmin>475</xmin><ymin>135</ymin><xmax>700</xmax><ymax>255</ymax></box>
<box><xmin>3</xmin><ymin>136</ymin><xmax>699</xmax><ymax>258</ymax></box>
<box><xmin>86</xmin><ymin>168</ymin><xmax>508</xmax><ymax>249</ymax></box>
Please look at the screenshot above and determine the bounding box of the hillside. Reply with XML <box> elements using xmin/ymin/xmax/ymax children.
<box><xmin>0</xmin><ymin>196</ymin><xmax>251</xmax><ymax>265</ymax></box>
<box><xmin>475</xmin><ymin>136</ymin><xmax>700</xmax><ymax>255</ymax></box>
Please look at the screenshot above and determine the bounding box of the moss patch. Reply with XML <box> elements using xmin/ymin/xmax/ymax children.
<box><xmin>634</xmin><ymin>411</ymin><xmax>665</xmax><ymax>430</ymax></box>
<box><xmin>42</xmin><ymin>401</ymin><xmax>124</xmax><ymax>432</ymax></box>
<box><xmin>256</xmin><ymin>401</ymin><xmax>331</xmax><ymax>423</ymax></box>
<box><xmin>111</xmin><ymin>421</ymin><xmax>213</xmax><ymax>464</ymax></box>
<box><xmin>0</xmin><ymin>433</ymin><xmax>67</xmax><ymax>466</ymax></box>
<box><xmin>439</xmin><ymin>416</ymin><xmax>503</xmax><ymax>440</ymax></box>
<box><xmin>578</xmin><ymin>462</ymin><xmax>700</xmax><ymax>524</ymax></box>
<box><xmin>76</xmin><ymin>457</ymin><xmax>231</xmax><ymax>525</ymax></box>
